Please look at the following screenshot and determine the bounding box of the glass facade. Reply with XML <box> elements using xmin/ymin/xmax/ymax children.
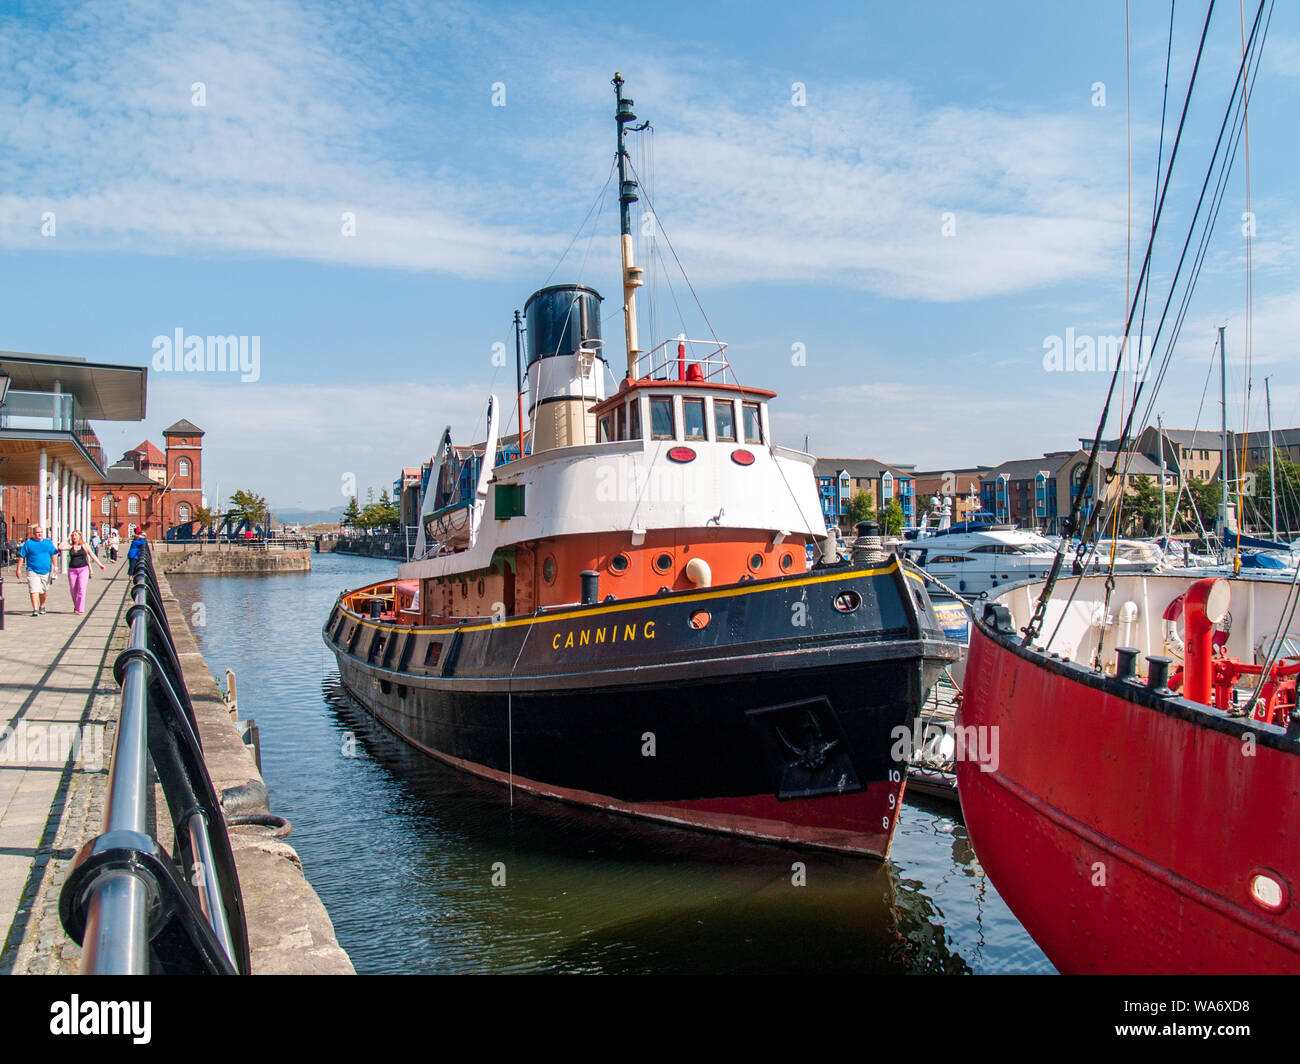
<box><xmin>0</xmin><ymin>388</ymin><xmax>106</xmax><ymax>472</ymax></box>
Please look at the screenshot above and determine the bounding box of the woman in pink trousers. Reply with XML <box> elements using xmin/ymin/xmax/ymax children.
<box><xmin>60</xmin><ymin>530</ymin><xmax>106</xmax><ymax>614</ymax></box>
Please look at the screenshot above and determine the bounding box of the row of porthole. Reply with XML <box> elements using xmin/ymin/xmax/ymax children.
<box><xmin>687</xmin><ymin>587</ymin><xmax>862</xmax><ymax>631</ymax></box>
<box><xmin>541</xmin><ymin>551</ymin><xmax>797</xmax><ymax>585</ymax></box>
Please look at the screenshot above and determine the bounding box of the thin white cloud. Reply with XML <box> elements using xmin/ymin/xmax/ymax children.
<box><xmin>0</xmin><ymin>0</ymin><xmax>1147</xmax><ymax>302</ymax></box>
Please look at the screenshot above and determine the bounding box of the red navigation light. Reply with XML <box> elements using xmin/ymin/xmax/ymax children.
<box><xmin>731</xmin><ymin>449</ymin><xmax>755</xmax><ymax>466</ymax></box>
<box><xmin>667</xmin><ymin>447</ymin><xmax>696</xmax><ymax>463</ymax></box>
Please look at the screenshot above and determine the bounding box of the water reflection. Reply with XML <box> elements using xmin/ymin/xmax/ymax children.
<box><xmin>322</xmin><ymin>676</ymin><xmax>972</xmax><ymax>974</ymax></box>
<box><xmin>170</xmin><ymin>553</ymin><xmax>1051</xmax><ymax>974</ymax></box>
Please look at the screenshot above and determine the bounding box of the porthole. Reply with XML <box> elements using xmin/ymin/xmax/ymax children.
<box><xmin>477</xmin><ymin>578</ymin><xmax>485</xmax><ymax>596</ymax></box>
<box><xmin>833</xmin><ymin>590</ymin><xmax>862</xmax><ymax>613</ymax></box>
<box><xmin>748</xmin><ymin>553</ymin><xmax>764</xmax><ymax>572</ymax></box>
<box><xmin>610</xmin><ymin>553</ymin><xmax>630</xmax><ymax>574</ymax></box>
<box><xmin>652</xmin><ymin>552</ymin><xmax>673</xmax><ymax>574</ymax></box>
<box><xmin>460</xmin><ymin>582</ymin><xmax>468</xmax><ymax>598</ymax></box>
<box><xmin>780</xmin><ymin>553</ymin><xmax>794</xmax><ymax>571</ymax></box>
<box><xmin>542</xmin><ymin>555</ymin><xmax>556</xmax><ymax>585</ymax></box>
<box><xmin>689</xmin><ymin>610</ymin><xmax>712</xmax><ymax>630</ymax></box>
<box><xmin>1249</xmin><ymin>869</ymin><xmax>1289</xmax><ymax>911</ymax></box>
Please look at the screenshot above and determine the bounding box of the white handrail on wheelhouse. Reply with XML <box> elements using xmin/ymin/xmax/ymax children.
<box><xmin>632</xmin><ymin>336</ymin><xmax>733</xmax><ymax>385</ymax></box>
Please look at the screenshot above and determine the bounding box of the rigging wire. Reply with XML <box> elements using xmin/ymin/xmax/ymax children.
<box><xmin>1023</xmin><ymin>0</ymin><xmax>1219</xmax><ymax>645</ymax></box>
<box><xmin>1100</xmin><ymin>0</ymin><xmax>1268</xmax><ymax>473</ymax></box>
<box><xmin>1111</xmin><ymin>0</ymin><xmax>1273</xmax><ymax>516</ymax></box>
<box><xmin>1237</xmin><ymin>0</ymin><xmax>1255</xmax><ymax>543</ymax></box>
<box><xmin>1036</xmin><ymin>1</ymin><xmax>1273</xmax><ymax>649</ymax></box>
<box><xmin>542</xmin><ymin>161</ymin><xmax>617</xmax><ymax>289</ymax></box>
<box><xmin>625</xmin><ymin>155</ymin><xmax>724</xmax><ymax>351</ymax></box>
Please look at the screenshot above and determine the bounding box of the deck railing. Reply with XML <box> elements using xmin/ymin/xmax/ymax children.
<box><xmin>631</xmin><ymin>337</ymin><xmax>732</xmax><ymax>385</ymax></box>
<box><xmin>58</xmin><ymin>543</ymin><xmax>250</xmax><ymax>974</ymax></box>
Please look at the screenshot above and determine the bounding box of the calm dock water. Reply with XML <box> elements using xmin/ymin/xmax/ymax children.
<box><xmin>170</xmin><ymin>552</ymin><xmax>1053</xmax><ymax>974</ymax></box>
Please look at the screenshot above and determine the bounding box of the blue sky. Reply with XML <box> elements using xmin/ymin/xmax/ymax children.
<box><xmin>1</xmin><ymin>0</ymin><xmax>1296</xmax><ymax>512</ymax></box>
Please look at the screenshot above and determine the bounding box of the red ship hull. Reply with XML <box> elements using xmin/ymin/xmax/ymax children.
<box><xmin>958</xmin><ymin>607</ymin><xmax>1300</xmax><ymax>975</ymax></box>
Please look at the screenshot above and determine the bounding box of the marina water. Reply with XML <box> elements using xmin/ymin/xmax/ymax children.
<box><xmin>170</xmin><ymin>553</ymin><xmax>1052</xmax><ymax>974</ymax></box>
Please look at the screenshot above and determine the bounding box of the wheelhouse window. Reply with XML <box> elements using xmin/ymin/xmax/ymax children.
<box><xmin>628</xmin><ymin>398</ymin><xmax>642</xmax><ymax>440</ymax></box>
<box><xmin>742</xmin><ymin>402</ymin><xmax>762</xmax><ymax>444</ymax></box>
<box><xmin>714</xmin><ymin>399</ymin><xmax>736</xmax><ymax>442</ymax></box>
<box><xmin>615</xmin><ymin>405</ymin><xmax>627</xmax><ymax>441</ymax></box>
<box><xmin>650</xmin><ymin>396</ymin><xmax>674</xmax><ymax>440</ymax></box>
<box><xmin>598</xmin><ymin>415</ymin><xmax>612</xmax><ymax>442</ymax></box>
<box><xmin>682</xmin><ymin>398</ymin><xmax>706</xmax><ymax>441</ymax></box>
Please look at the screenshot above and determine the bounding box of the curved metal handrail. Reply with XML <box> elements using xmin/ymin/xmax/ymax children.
<box><xmin>59</xmin><ymin>543</ymin><xmax>251</xmax><ymax>975</ymax></box>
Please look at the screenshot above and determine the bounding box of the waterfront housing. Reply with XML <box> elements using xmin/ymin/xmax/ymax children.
<box><xmin>912</xmin><ymin>468</ymin><xmax>990</xmax><ymax>524</ymax></box>
<box><xmin>813</xmin><ymin>458</ymin><xmax>915</xmax><ymax>532</ymax></box>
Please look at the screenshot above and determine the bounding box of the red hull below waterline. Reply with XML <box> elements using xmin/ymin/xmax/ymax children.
<box><xmin>958</xmin><ymin>614</ymin><xmax>1300</xmax><ymax>975</ymax></box>
<box><xmin>367</xmin><ymin>723</ymin><xmax>909</xmax><ymax>858</ymax></box>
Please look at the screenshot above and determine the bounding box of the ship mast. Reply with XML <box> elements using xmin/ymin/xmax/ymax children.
<box><xmin>613</xmin><ymin>73</ymin><xmax>646</xmax><ymax>377</ymax></box>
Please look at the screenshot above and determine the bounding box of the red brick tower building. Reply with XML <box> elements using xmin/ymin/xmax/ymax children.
<box><xmin>161</xmin><ymin>419</ymin><xmax>204</xmax><ymax>529</ymax></box>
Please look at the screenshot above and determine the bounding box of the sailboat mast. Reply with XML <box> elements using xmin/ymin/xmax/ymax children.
<box><xmin>1219</xmin><ymin>325</ymin><xmax>1230</xmax><ymax>545</ymax></box>
<box><xmin>1266</xmin><ymin>374</ymin><xmax>1277</xmax><ymax>538</ymax></box>
<box><xmin>1158</xmin><ymin>413</ymin><xmax>1167</xmax><ymax>539</ymax></box>
<box><xmin>613</xmin><ymin>73</ymin><xmax>645</xmax><ymax>377</ymax></box>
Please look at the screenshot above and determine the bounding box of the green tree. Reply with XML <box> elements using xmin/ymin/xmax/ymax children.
<box><xmin>341</xmin><ymin>496</ymin><xmax>361</xmax><ymax>528</ymax></box>
<box><xmin>227</xmin><ymin>489</ymin><xmax>269</xmax><ymax>528</ymax></box>
<box><xmin>1245</xmin><ymin>456</ymin><xmax>1300</xmax><ymax>533</ymax></box>
<box><xmin>1126</xmin><ymin>474</ymin><xmax>1170</xmax><ymax>535</ymax></box>
<box><xmin>194</xmin><ymin>505</ymin><xmax>213</xmax><ymax>530</ymax></box>
<box><xmin>846</xmin><ymin>490</ymin><xmax>874</xmax><ymax>527</ymax></box>
<box><xmin>879</xmin><ymin>498</ymin><xmax>905</xmax><ymax>536</ymax></box>
<box><xmin>358</xmin><ymin>490</ymin><xmax>400</xmax><ymax>532</ymax></box>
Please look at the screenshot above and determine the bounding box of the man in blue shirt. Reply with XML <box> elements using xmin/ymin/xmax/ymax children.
<box><xmin>17</xmin><ymin>525</ymin><xmax>60</xmax><ymax>616</ymax></box>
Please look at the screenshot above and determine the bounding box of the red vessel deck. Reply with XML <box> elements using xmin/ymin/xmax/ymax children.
<box><xmin>958</xmin><ymin>600</ymin><xmax>1300</xmax><ymax>975</ymax></box>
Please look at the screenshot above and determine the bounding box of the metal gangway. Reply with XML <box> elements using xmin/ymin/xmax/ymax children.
<box><xmin>58</xmin><ymin>544</ymin><xmax>250</xmax><ymax>974</ymax></box>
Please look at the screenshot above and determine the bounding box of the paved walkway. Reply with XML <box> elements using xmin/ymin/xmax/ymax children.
<box><xmin>0</xmin><ymin>556</ymin><xmax>131</xmax><ymax>974</ymax></box>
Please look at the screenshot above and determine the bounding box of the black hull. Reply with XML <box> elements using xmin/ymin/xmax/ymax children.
<box><xmin>324</xmin><ymin>560</ymin><xmax>959</xmax><ymax>856</ymax></box>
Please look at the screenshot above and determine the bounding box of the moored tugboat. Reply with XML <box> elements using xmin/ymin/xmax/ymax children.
<box><xmin>323</xmin><ymin>75</ymin><xmax>959</xmax><ymax>858</ymax></box>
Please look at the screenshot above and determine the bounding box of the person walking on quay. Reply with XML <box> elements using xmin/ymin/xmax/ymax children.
<box><xmin>89</xmin><ymin>529</ymin><xmax>101</xmax><ymax>558</ymax></box>
<box><xmin>108</xmin><ymin>527</ymin><xmax>120</xmax><ymax>561</ymax></box>
<box><xmin>127</xmin><ymin>525</ymin><xmax>149</xmax><ymax>566</ymax></box>
<box><xmin>60</xmin><ymin>529</ymin><xmax>106</xmax><ymax>615</ymax></box>
<box><xmin>16</xmin><ymin>525</ymin><xmax>60</xmax><ymax>616</ymax></box>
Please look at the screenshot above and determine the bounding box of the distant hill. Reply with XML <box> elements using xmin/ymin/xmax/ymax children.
<box><xmin>271</xmin><ymin>505</ymin><xmax>348</xmax><ymax>526</ymax></box>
